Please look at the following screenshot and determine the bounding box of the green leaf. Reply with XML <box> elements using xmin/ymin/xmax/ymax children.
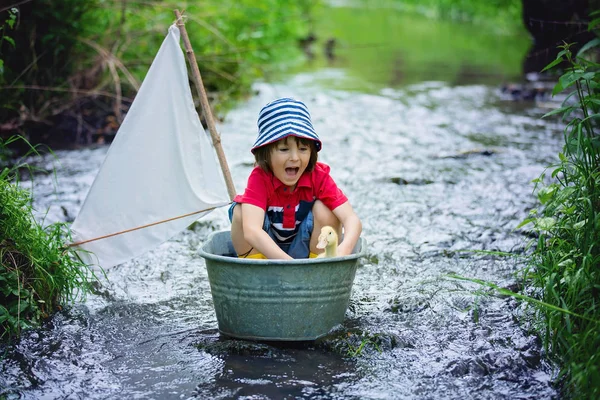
<box><xmin>581</xmin><ymin>72</ymin><xmax>595</xmax><ymax>81</ymax></box>
<box><xmin>542</xmin><ymin>106</ymin><xmax>573</xmax><ymax>118</ymax></box>
<box><xmin>573</xmin><ymin>220</ymin><xmax>587</xmax><ymax>229</ymax></box>
<box><xmin>541</xmin><ymin>57</ymin><xmax>564</xmax><ymax>72</ymax></box>
<box><xmin>556</xmin><ymin>49</ymin><xmax>569</xmax><ymax>59</ymax></box>
<box><xmin>551</xmin><ymin>166</ymin><xmax>563</xmax><ymax>178</ymax></box>
<box><xmin>538</xmin><ymin>185</ymin><xmax>557</xmax><ymax>204</ymax></box>
<box><xmin>581</xmin><ymin>113</ymin><xmax>600</xmax><ymax>124</ymax></box>
<box><xmin>577</xmin><ymin>38</ymin><xmax>600</xmax><ymax>58</ymax></box>
<box><xmin>558</xmin><ymin>152</ymin><xmax>567</xmax><ymax>162</ymax></box>
<box><xmin>535</xmin><ymin>217</ymin><xmax>556</xmax><ymax>231</ymax></box>
<box><xmin>557</xmin><ymin>72</ymin><xmax>583</xmax><ymax>93</ymax></box>
<box><xmin>4</xmin><ymin>37</ymin><xmax>15</xmax><ymax>48</ymax></box>
<box><xmin>18</xmin><ymin>301</ymin><xmax>29</xmax><ymax>313</ymax></box>
<box><xmin>516</xmin><ymin>218</ymin><xmax>534</xmax><ymax>229</ymax></box>
<box><xmin>551</xmin><ymin>80</ymin><xmax>565</xmax><ymax>96</ymax></box>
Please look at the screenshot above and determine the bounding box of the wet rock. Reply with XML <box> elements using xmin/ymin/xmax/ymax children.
<box><xmin>60</xmin><ymin>206</ymin><xmax>74</xmax><ymax>222</ymax></box>
<box><xmin>89</xmin><ymin>280</ymin><xmax>117</xmax><ymax>302</ymax></box>
<box><xmin>447</xmin><ymin>359</ymin><xmax>470</xmax><ymax>376</ymax></box>
<box><xmin>324</xmin><ymin>38</ymin><xmax>337</xmax><ymax>61</ymax></box>
<box><xmin>500</xmin><ymin>81</ymin><xmax>552</xmax><ymax>102</ymax></box>
<box><xmin>448</xmin><ymin>356</ymin><xmax>494</xmax><ymax>377</ymax></box>
<box><xmin>298</xmin><ymin>33</ymin><xmax>317</xmax><ymax>59</ymax></box>
<box><xmin>386</xmin><ymin>296</ymin><xmax>430</xmax><ymax>314</ymax></box>
<box><xmin>520</xmin><ymin>348</ymin><xmax>542</xmax><ymax>368</ymax></box>
<box><xmin>387</xmin><ymin>177</ymin><xmax>434</xmax><ymax>185</ymax></box>
<box><xmin>439</xmin><ymin>149</ymin><xmax>497</xmax><ymax>159</ymax></box>
<box><xmin>471</xmin><ymin>357</ymin><xmax>491</xmax><ymax>376</ymax></box>
<box><xmin>514</xmin><ymin>335</ymin><xmax>541</xmax><ymax>352</ymax></box>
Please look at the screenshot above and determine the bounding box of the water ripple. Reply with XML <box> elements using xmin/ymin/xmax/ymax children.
<box><xmin>1</xmin><ymin>79</ymin><xmax>560</xmax><ymax>399</ymax></box>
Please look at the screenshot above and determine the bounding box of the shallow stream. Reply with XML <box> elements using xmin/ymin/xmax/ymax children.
<box><xmin>1</xmin><ymin>5</ymin><xmax>564</xmax><ymax>400</ymax></box>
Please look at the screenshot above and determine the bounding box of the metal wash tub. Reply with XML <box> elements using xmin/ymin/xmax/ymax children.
<box><xmin>198</xmin><ymin>230</ymin><xmax>366</xmax><ymax>341</ymax></box>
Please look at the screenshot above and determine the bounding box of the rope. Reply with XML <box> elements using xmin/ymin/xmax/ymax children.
<box><xmin>174</xmin><ymin>10</ymin><xmax>186</xmax><ymax>26</ymax></box>
<box><xmin>68</xmin><ymin>202</ymin><xmax>231</xmax><ymax>247</ymax></box>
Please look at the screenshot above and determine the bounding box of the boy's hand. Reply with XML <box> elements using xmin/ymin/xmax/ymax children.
<box><xmin>332</xmin><ymin>202</ymin><xmax>362</xmax><ymax>257</ymax></box>
<box><xmin>241</xmin><ymin>203</ymin><xmax>293</xmax><ymax>260</ymax></box>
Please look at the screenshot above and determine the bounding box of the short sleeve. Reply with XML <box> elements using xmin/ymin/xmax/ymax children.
<box><xmin>233</xmin><ymin>167</ymin><xmax>269</xmax><ymax>210</ymax></box>
<box><xmin>314</xmin><ymin>163</ymin><xmax>348</xmax><ymax>210</ymax></box>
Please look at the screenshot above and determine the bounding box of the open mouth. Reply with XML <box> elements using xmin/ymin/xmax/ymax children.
<box><xmin>285</xmin><ymin>167</ymin><xmax>300</xmax><ymax>177</ymax></box>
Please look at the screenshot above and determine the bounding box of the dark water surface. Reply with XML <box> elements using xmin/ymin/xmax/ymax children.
<box><xmin>1</xmin><ymin>5</ymin><xmax>563</xmax><ymax>399</ymax></box>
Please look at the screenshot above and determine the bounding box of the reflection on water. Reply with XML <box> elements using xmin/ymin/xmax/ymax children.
<box><xmin>291</xmin><ymin>4</ymin><xmax>531</xmax><ymax>91</ymax></box>
<box><xmin>1</xmin><ymin>4</ymin><xmax>563</xmax><ymax>398</ymax></box>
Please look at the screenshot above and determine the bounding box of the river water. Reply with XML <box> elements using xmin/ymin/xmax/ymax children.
<box><xmin>2</xmin><ymin>6</ymin><xmax>563</xmax><ymax>400</ymax></box>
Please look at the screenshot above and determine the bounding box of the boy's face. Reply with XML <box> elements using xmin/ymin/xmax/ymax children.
<box><xmin>269</xmin><ymin>137</ymin><xmax>311</xmax><ymax>189</ymax></box>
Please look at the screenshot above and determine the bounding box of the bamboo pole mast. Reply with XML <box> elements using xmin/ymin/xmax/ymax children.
<box><xmin>174</xmin><ymin>9</ymin><xmax>236</xmax><ymax>201</ymax></box>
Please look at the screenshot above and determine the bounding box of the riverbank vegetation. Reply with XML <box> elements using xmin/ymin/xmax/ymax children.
<box><xmin>0</xmin><ymin>137</ymin><xmax>96</xmax><ymax>340</ymax></box>
<box><xmin>517</xmin><ymin>21</ymin><xmax>600</xmax><ymax>397</ymax></box>
<box><xmin>386</xmin><ymin>0</ymin><xmax>522</xmax><ymax>32</ymax></box>
<box><xmin>0</xmin><ymin>0</ymin><xmax>318</xmax><ymax>152</ymax></box>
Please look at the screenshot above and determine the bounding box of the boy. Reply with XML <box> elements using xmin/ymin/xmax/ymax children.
<box><xmin>230</xmin><ymin>97</ymin><xmax>362</xmax><ymax>259</ymax></box>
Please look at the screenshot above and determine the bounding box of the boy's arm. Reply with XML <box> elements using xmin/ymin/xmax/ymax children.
<box><xmin>241</xmin><ymin>203</ymin><xmax>293</xmax><ymax>260</ymax></box>
<box><xmin>332</xmin><ymin>201</ymin><xmax>362</xmax><ymax>257</ymax></box>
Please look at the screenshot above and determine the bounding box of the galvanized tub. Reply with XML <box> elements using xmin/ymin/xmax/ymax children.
<box><xmin>199</xmin><ymin>230</ymin><xmax>366</xmax><ymax>341</ymax></box>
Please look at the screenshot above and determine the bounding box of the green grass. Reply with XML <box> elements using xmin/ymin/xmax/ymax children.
<box><xmin>522</xmin><ymin>36</ymin><xmax>600</xmax><ymax>397</ymax></box>
<box><xmin>0</xmin><ymin>136</ymin><xmax>97</xmax><ymax>340</ymax></box>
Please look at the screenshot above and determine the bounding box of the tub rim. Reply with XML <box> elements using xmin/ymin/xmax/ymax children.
<box><xmin>198</xmin><ymin>230</ymin><xmax>367</xmax><ymax>266</ymax></box>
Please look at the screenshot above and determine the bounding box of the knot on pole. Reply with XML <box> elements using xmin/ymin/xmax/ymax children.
<box><xmin>174</xmin><ymin>9</ymin><xmax>186</xmax><ymax>26</ymax></box>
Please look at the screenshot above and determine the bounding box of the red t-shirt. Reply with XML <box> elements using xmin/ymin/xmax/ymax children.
<box><xmin>234</xmin><ymin>162</ymin><xmax>348</xmax><ymax>243</ymax></box>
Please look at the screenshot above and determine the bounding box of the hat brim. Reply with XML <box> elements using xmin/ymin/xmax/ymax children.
<box><xmin>251</xmin><ymin>133</ymin><xmax>322</xmax><ymax>153</ymax></box>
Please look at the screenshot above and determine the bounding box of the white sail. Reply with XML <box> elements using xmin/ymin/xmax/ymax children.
<box><xmin>70</xmin><ymin>25</ymin><xmax>230</xmax><ymax>269</ymax></box>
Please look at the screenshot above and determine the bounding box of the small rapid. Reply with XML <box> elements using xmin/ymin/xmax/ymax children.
<box><xmin>1</xmin><ymin>76</ymin><xmax>562</xmax><ymax>399</ymax></box>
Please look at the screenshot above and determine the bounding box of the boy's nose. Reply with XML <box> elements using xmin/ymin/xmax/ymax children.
<box><xmin>289</xmin><ymin>148</ymin><xmax>299</xmax><ymax>160</ymax></box>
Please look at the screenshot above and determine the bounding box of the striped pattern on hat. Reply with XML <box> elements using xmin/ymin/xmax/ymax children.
<box><xmin>252</xmin><ymin>97</ymin><xmax>322</xmax><ymax>153</ymax></box>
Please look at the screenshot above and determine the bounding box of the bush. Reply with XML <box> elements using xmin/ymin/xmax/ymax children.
<box><xmin>520</xmin><ymin>16</ymin><xmax>600</xmax><ymax>397</ymax></box>
<box><xmin>0</xmin><ymin>1</ymin><xmax>100</xmax><ymax>129</ymax></box>
<box><xmin>1</xmin><ymin>1</ymin><xmax>318</xmax><ymax>148</ymax></box>
<box><xmin>0</xmin><ymin>137</ymin><xmax>96</xmax><ymax>340</ymax></box>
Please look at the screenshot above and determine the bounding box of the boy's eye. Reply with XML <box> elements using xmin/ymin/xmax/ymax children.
<box><xmin>299</xmin><ymin>146</ymin><xmax>309</xmax><ymax>151</ymax></box>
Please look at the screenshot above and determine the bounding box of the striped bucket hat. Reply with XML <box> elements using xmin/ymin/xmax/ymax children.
<box><xmin>252</xmin><ymin>97</ymin><xmax>322</xmax><ymax>153</ymax></box>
